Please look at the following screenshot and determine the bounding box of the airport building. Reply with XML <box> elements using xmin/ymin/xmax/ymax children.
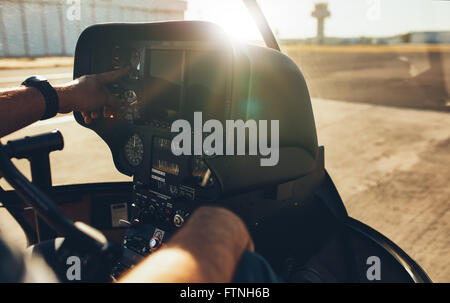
<box><xmin>282</xmin><ymin>31</ymin><xmax>450</xmax><ymax>46</ymax></box>
<box><xmin>0</xmin><ymin>0</ymin><xmax>187</xmax><ymax>57</ymax></box>
<box><xmin>408</xmin><ymin>31</ymin><xmax>450</xmax><ymax>44</ymax></box>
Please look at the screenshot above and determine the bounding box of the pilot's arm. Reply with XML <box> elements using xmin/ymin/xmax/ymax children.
<box><xmin>0</xmin><ymin>67</ymin><xmax>254</xmax><ymax>283</ymax></box>
<box><xmin>119</xmin><ymin>207</ymin><xmax>254</xmax><ymax>283</ymax></box>
<box><xmin>0</xmin><ymin>67</ymin><xmax>129</xmax><ymax>138</ymax></box>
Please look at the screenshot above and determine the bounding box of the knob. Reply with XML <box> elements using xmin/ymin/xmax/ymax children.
<box><xmin>173</xmin><ymin>214</ymin><xmax>185</xmax><ymax>228</ymax></box>
<box><xmin>149</xmin><ymin>236</ymin><xmax>162</xmax><ymax>252</ymax></box>
<box><xmin>123</xmin><ymin>90</ymin><xmax>137</xmax><ymax>104</ymax></box>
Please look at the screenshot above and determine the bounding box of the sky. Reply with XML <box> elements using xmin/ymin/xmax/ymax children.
<box><xmin>185</xmin><ymin>0</ymin><xmax>450</xmax><ymax>40</ymax></box>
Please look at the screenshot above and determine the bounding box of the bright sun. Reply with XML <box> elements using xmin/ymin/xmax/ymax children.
<box><xmin>185</xmin><ymin>0</ymin><xmax>262</xmax><ymax>41</ymax></box>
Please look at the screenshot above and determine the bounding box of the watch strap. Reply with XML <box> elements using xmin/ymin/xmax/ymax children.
<box><xmin>22</xmin><ymin>76</ymin><xmax>59</xmax><ymax>120</ymax></box>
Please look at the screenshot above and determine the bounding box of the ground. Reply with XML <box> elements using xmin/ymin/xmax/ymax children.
<box><xmin>285</xmin><ymin>44</ymin><xmax>450</xmax><ymax>111</ymax></box>
<box><xmin>0</xmin><ymin>45</ymin><xmax>449</xmax><ymax>282</ymax></box>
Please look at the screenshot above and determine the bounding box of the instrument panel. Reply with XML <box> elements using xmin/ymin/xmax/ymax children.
<box><xmin>91</xmin><ymin>40</ymin><xmax>233</xmax><ymax>191</ymax></box>
<box><xmin>79</xmin><ymin>38</ymin><xmax>235</xmax><ymax>202</ymax></box>
<box><xmin>86</xmin><ymin>39</ymin><xmax>234</xmax><ymax>276</ymax></box>
<box><xmin>101</xmin><ymin>41</ymin><xmax>232</xmax><ymax>126</ymax></box>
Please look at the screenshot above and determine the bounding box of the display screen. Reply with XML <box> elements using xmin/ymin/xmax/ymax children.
<box><xmin>184</xmin><ymin>51</ymin><xmax>228</xmax><ymax>122</ymax></box>
<box><xmin>145</xmin><ymin>50</ymin><xmax>183</xmax><ymax>117</ymax></box>
<box><xmin>152</xmin><ymin>159</ymin><xmax>180</xmax><ymax>176</ymax></box>
<box><xmin>153</xmin><ymin>137</ymin><xmax>172</xmax><ymax>152</ymax></box>
<box><xmin>140</xmin><ymin>48</ymin><xmax>228</xmax><ymax>123</ymax></box>
<box><xmin>152</xmin><ymin>137</ymin><xmax>180</xmax><ymax>176</ymax></box>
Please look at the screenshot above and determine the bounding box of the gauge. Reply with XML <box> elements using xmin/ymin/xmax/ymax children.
<box><xmin>123</xmin><ymin>90</ymin><xmax>137</xmax><ymax>105</ymax></box>
<box><xmin>192</xmin><ymin>158</ymin><xmax>215</xmax><ymax>187</ymax></box>
<box><xmin>192</xmin><ymin>158</ymin><xmax>208</xmax><ymax>178</ymax></box>
<box><xmin>124</xmin><ymin>134</ymin><xmax>144</xmax><ymax>166</ymax></box>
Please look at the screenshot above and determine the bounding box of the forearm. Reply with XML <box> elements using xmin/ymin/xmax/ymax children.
<box><xmin>0</xmin><ymin>87</ymin><xmax>46</xmax><ymax>138</ymax></box>
<box><xmin>0</xmin><ymin>85</ymin><xmax>75</xmax><ymax>138</ymax></box>
<box><xmin>0</xmin><ymin>68</ymin><xmax>128</xmax><ymax>138</ymax></box>
<box><xmin>119</xmin><ymin>207</ymin><xmax>252</xmax><ymax>283</ymax></box>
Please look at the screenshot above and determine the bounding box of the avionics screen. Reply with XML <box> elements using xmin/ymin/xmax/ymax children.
<box><xmin>142</xmin><ymin>48</ymin><xmax>228</xmax><ymax>123</ymax></box>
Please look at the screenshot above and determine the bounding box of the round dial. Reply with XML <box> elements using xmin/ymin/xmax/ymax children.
<box><xmin>192</xmin><ymin>158</ymin><xmax>208</xmax><ymax>178</ymax></box>
<box><xmin>192</xmin><ymin>158</ymin><xmax>215</xmax><ymax>187</ymax></box>
<box><xmin>123</xmin><ymin>90</ymin><xmax>137</xmax><ymax>105</ymax></box>
<box><xmin>124</xmin><ymin>134</ymin><xmax>144</xmax><ymax>166</ymax></box>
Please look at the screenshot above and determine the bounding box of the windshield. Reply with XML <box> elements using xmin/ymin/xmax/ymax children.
<box><xmin>0</xmin><ymin>0</ymin><xmax>448</xmax><ymax>179</ymax></box>
<box><xmin>0</xmin><ymin>1</ymin><xmax>449</xmax><ymax>281</ymax></box>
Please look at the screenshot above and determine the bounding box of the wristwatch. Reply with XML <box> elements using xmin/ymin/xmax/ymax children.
<box><xmin>22</xmin><ymin>76</ymin><xmax>59</xmax><ymax>120</ymax></box>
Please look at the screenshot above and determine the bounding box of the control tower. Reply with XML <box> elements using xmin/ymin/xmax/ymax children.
<box><xmin>311</xmin><ymin>3</ymin><xmax>330</xmax><ymax>45</ymax></box>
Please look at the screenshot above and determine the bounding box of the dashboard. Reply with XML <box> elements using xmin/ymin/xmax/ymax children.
<box><xmin>96</xmin><ymin>41</ymin><xmax>232</xmax><ymax>277</ymax></box>
<box><xmin>95</xmin><ymin>40</ymin><xmax>232</xmax><ymax>188</ymax></box>
<box><xmin>73</xmin><ymin>23</ymin><xmax>237</xmax><ymax>277</ymax></box>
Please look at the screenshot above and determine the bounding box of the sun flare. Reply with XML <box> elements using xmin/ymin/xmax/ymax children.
<box><xmin>185</xmin><ymin>0</ymin><xmax>262</xmax><ymax>41</ymax></box>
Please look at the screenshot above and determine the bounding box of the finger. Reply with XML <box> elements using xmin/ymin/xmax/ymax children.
<box><xmin>247</xmin><ymin>238</ymin><xmax>255</xmax><ymax>252</ymax></box>
<box><xmin>82</xmin><ymin>112</ymin><xmax>92</xmax><ymax>124</ymax></box>
<box><xmin>97</xmin><ymin>66</ymin><xmax>131</xmax><ymax>84</ymax></box>
<box><xmin>103</xmin><ymin>106</ymin><xmax>113</xmax><ymax>118</ymax></box>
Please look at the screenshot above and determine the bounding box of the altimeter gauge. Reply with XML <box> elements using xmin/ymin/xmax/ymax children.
<box><xmin>124</xmin><ymin>134</ymin><xmax>144</xmax><ymax>166</ymax></box>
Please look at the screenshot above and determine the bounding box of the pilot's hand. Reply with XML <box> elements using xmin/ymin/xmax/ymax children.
<box><xmin>56</xmin><ymin>66</ymin><xmax>130</xmax><ymax>124</ymax></box>
<box><xmin>119</xmin><ymin>206</ymin><xmax>254</xmax><ymax>283</ymax></box>
<box><xmin>182</xmin><ymin>206</ymin><xmax>255</xmax><ymax>254</ymax></box>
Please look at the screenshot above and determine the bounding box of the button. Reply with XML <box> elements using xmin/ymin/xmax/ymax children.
<box><xmin>149</xmin><ymin>236</ymin><xmax>161</xmax><ymax>252</ymax></box>
<box><xmin>173</xmin><ymin>214</ymin><xmax>184</xmax><ymax>228</ymax></box>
